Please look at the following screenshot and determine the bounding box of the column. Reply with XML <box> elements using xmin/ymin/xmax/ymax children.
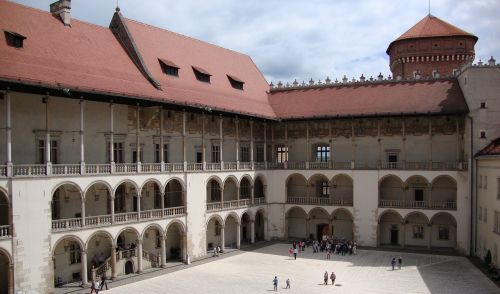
<box><xmin>220</xmin><ymin>225</ymin><xmax>225</xmax><ymax>252</ymax></box>
<box><xmin>263</xmin><ymin>123</ymin><xmax>267</xmax><ymax>168</ymax></box>
<box><xmin>236</xmin><ymin>222</ymin><xmax>241</xmax><ymax>249</ymax></box>
<box><xmin>81</xmin><ymin>199</ymin><xmax>86</xmax><ymax>227</ymax></box>
<box><xmin>250</xmin><ymin>220</ymin><xmax>255</xmax><ymax>244</ymax></box>
<box><xmin>109</xmin><ymin>103</ymin><xmax>115</xmax><ymax>172</ymax></box>
<box><xmin>219</xmin><ymin>116</ymin><xmax>224</xmax><ymax>168</ymax></box>
<box><xmin>81</xmin><ymin>250</ymin><xmax>88</xmax><ymax>285</ymax></box>
<box><xmin>111</xmin><ymin>247</ymin><xmax>117</xmax><ymax>279</ymax></box>
<box><xmin>181</xmin><ymin>234</ymin><xmax>188</xmax><ymax>263</ymax></box>
<box><xmin>137</xmin><ymin>240</ymin><xmax>143</xmax><ymax>273</ymax></box>
<box><xmin>80</xmin><ymin>99</ymin><xmax>85</xmax><ymax>165</ymax></box>
<box><xmin>182</xmin><ymin>111</ymin><xmax>187</xmax><ymax>171</ymax></box>
<box><xmin>235</xmin><ymin>118</ymin><xmax>240</xmax><ymax>168</ymax></box>
<box><xmin>401</xmin><ymin>223</ymin><xmax>406</xmax><ymax>248</ymax></box>
<box><xmin>305</xmin><ymin>123</ymin><xmax>309</xmax><ymax>168</ymax></box>
<box><xmin>305</xmin><ymin>218</ymin><xmax>310</xmax><ymax>238</ymax></box>
<box><xmin>44</xmin><ymin>95</ymin><xmax>51</xmax><ymax>173</ymax></box>
<box><xmin>251</xmin><ymin>185</ymin><xmax>255</xmax><ymax>204</ymax></box>
<box><xmin>137</xmin><ymin>191</ymin><xmax>141</xmax><ymax>220</ymax></box>
<box><xmin>350</xmin><ymin>119</ymin><xmax>355</xmax><ymax>169</ymax></box>
<box><xmin>159</xmin><ymin>107</ymin><xmax>164</xmax><ymax>169</ymax></box>
<box><xmin>264</xmin><ymin>216</ymin><xmax>269</xmax><ymax>241</ymax></box>
<box><xmin>428</xmin><ymin>225</ymin><xmax>432</xmax><ymax>249</ymax></box>
<box><xmin>110</xmin><ymin>195</ymin><xmax>115</xmax><ymax>224</ymax></box>
<box><xmin>161</xmin><ymin>235</ymin><xmax>167</xmax><ymax>267</ymax></box>
<box><xmin>5</xmin><ymin>91</ymin><xmax>12</xmax><ymax>176</ymax></box>
<box><xmin>136</xmin><ymin>104</ymin><xmax>141</xmax><ymax>169</ymax></box>
<box><xmin>284</xmin><ymin>123</ymin><xmax>288</xmax><ymax>168</ymax></box>
<box><xmin>250</xmin><ymin>121</ymin><xmax>254</xmax><ymax>169</ymax></box>
<box><xmin>160</xmin><ymin>191</ymin><xmax>165</xmax><ymax>212</ymax></box>
<box><xmin>201</xmin><ymin>113</ymin><xmax>206</xmax><ymax>170</ymax></box>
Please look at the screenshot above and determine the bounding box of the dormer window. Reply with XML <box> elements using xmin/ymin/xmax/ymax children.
<box><xmin>192</xmin><ymin>66</ymin><xmax>211</xmax><ymax>83</ymax></box>
<box><xmin>4</xmin><ymin>31</ymin><xmax>26</xmax><ymax>48</ymax></box>
<box><xmin>159</xmin><ymin>59</ymin><xmax>179</xmax><ymax>77</ymax></box>
<box><xmin>227</xmin><ymin>75</ymin><xmax>244</xmax><ymax>90</ymax></box>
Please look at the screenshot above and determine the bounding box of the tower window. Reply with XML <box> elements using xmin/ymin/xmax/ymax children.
<box><xmin>193</xmin><ymin>66</ymin><xmax>211</xmax><ymax>83</ymax></box>
<box><xmin>227</xmin><ymin>75</ymin><xmax>244</xmax><ymax>90</ymax></box>
<box><xmin>480</xmin><ymin>131</ymin><xmax>487</xmax><ymax>139</ymax></box>
<box><xmin>4</xmin><ymin>30</ymin><xmax>26</xmax><ymax>48</ymax></box>
<box><xmin>480</xmin><ymin>102</ymin><xmax>487</xmax><ymax>109</ymax></box>
<box><xmin>159</xmin><ymin>59</ymin><xmax>179</xmax><ymax>77</ymax></box>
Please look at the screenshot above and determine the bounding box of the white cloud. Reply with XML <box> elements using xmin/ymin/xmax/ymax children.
<box><xmin>12</xmin><ymin>0</ymin><xmax>500</xmax><ymax>83</ymax></box>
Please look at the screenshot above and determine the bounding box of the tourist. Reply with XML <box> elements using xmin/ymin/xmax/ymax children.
<box><xmin>289</xmin><ymin>247</ymin><xmax>293</xmax><ymax>258</ymax></box>
<box><xmin>398</xmin><ymin>256</ymin><xmax>402</xmax><ymax>269</ymax></box>
<box><xmin>273</xmin><ymin>276</ymin><xmax>278</xmax><ymax>291</ymax></box>
<box><xmin>217</xmin><ymin>245</ymin><xmax>221</xmax><ymax>255</ymax></box>
<box><xmin>330</xmin><ymin>271</ymin><xmax>336</xmax><ymax>285</ymax></box>
<box><xmin>293</xmin><ymin>247</ymin><xmax>298</xmax><ymax>260</ymax></box>
<box><xmin>324</xmin><ymin>270</ymin><xmax>329</xmax><ymax>285</ymax></box>
<box><xmin>326</xmin><ymin>248</ymin><xmax>331</xmax><ymax>260</ymax></box>
<box><xmin>99</xmin><ymin>274</ymin><xmax>108</xmax><ymax>290</ymax></box>
<box><xmin>213</xmin><ymin>246</ymin><xmax>218</xmax><ymax>257</ymax></box>
<box><xmin>286</xmin><ymin>278</ymin><xmax>290</xmax><ymax>289</ymax></box>
<box><xmin>90</xmin><ymin>279</ymin><xmax>99</xmax><ymax>294</ymax></box>
<box><xmin>391</xmin><ymin>257</ymin><xmax>396</xmax><ymax>270</ymax></box>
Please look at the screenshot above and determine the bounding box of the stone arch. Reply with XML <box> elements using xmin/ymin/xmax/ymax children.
<box><xmin>379</xmin><ymin>175</ymin><xmax>405</xmax><ymax>203</ymax></box>
<box><xmin>308</xmin><ymin>174</ymin><xmax>330</xmax><ymax>198</ymax></box>
<box><xmin>0</xmin><ymin>187</ymin><xmax>9</xmax><ymax>204</ymax></box>
<box><xmin>83</xmin><ymin>180</ymin><xmax>113</xmax><ymax>200</ymax></box>
<box><xmin>405</xmin><ymin>175</ymin><xmax>431</xmax><ymax>205</ymax></box>
<box><xmin>239</xmin><ymin>176</ymin><xmax>253</xmax><ymax>200</ymax></box>
<box><xmin>224</xmin><ymin>212</ymin><xmax>239</xmax><ymax>249</ymax></box>
<box><xmin>51</xmin><ymin>181</ymin><xmax>83</xmax><ymax>200</ymax></box>
<box><xmin>429</xmin><ymin>212</ymin><xmax>457</xmax><ymax>249</ymax></box>
<box><xmin>206</xmin><ymin>214</ymin><xmax>224</xmax><ymax>227</ymax></box>
<box><xmin>51</xmin><ymin>183</ymin><xmax>83</xmax><ymax>221</ymax></box>
<box><xmin>332</xmin><ymin>174</ymin><xmax>354</xmax><ymax>205</ymax></box>
<box><xmin>224</xmin><ymin>212</ymin><xmax>240</xmax><ymax>225</ymax></box>
<box><xmin>165</xmin><ymin>177</ymin><xmax>186</xmax><ymax>192</ymax></box>
<box><xmin>114</xmin><ymin>181</ymin><xmax>139</xmax><ymax>214</ymax></box>
<box><xmin>240</xmin><ymin>174</ymin><xmax>254</xmax><ymax>186</ymax></box>
<box><xmin>0</xmin><ymin>190</ymin><xmax>9</xmax><ymax>227</ymax></box>
<box><xmin>115</xmin><ymin>226</ymin><xmax>141</xmax><ymax>246</ymax></box>
<box><xmin>286</xmin><ymin>173</ymin><xmax>308</xmax><ymax>198</ymax></box>
<box><xmin>52</xmin><ymin>235</ymin><xmax>85</xmax><ymax>286</ymax></box>
<box><xmin>254</xmin><ymin>173</ymin><xmax>268</xmax><ymax>186</ymax></box>
<box><xmin>165</xmin><ymin>219</ymin><xmax>187</xmax><ymax>236</ymax></box>
<box><xmin>308</xmin><ymin>207</ymin><xmax>331</xmax><ymax>240</ymax></box>
<box><xmin>223</xmin><ymin>176</ymin><xmax>238</xmax><ymax>202</ymax></box>
<box><xmin>141</xmin><ymin>223</ymin><xmax>165</xmax><ymax>240</ymax></box>
<box><xmin>223</xmin><ymin>175</ymin><xmax>240</xmax><ymax>187</ymax></box>
<box><xmin>254</xmin><ymin>208</ymin><xmax>266</xmax><ymax>242</ymax></box>
<box><xmin>206</xmin><ymin>214</ymin><xmax>224</xmax><ymax>252</ymax></box>
<box><xmin>405</xmin><ymin>175</ymin><xmax>430</xmax><ymax>187</ymax></box>
<box><xmin>308</xmin><ymin>173</ymin><xmax>329</xmax><ymax>184</ymax></box>
<box><xmin>140</xmin><ymin>180</ymin><xmax>163</xmax><ymax>211</ymax></box>
<box><xmin>241</xmin><ymin>209</ymin><xmax>254</xmax><ymax>221</ymax></box>
<box><xmin>308</xmin><ymin>207</ymin><xmax>330</xmax><ymax>219</ymax></box>
<box><xmin>430</xmin><ymin>212</ymin><xmax>457</xmax><ymax>226</ymax></box>
<box><xmin>254</xmin><ymin>175</ymin><xmax>266</xmax><ymax>200</ymax></box>
<box><xmin>378</xmin><ymin>210</ymin><xmax>404</xmax><ymax>246</ymax></box>
<box><xmin>52</xmin><ymin>235</ymin><xmax>85</xmax><ymax>256</ymax></box>
<box><xmin>332</xmin><ymin>208</ymin><xmax>354</xmax><ymax>221</ymax></box>
<box><xmin>431</xmin><ymin>175</ymin><xmax>457</xmax><ymax>205</ymax></box>
<box><xmin>165</xmin><ymin>179</ymin><xmax>184</xmax><ymax>208</ymax></box>
<box><xmin>332</xmin><ymin>208</ymin><xmax>354</xmax><ymax>240</ymax></box>
<box><xmin>378</xmin><ymin>209</ymin><xmax>403</xmax><ymax>223</ymax></box>
<box><xmin>206</xmin><ymin>175</ymin><xmax>223</xmax><ymax>188</ymax></box>
<box><xmin>0</xmin><ymin>248</ymin><xmax>12</xmax><ymax>265</ymax></box>
<box><xmin>207</xmin><ymin>178</ymin><xmax>222</xmax><ymax>203</ymax></box>
<box><xmin>165</xmin><ymin>220</ymin><xmax>185</xmax><ymax>261</ymax></box>
<box><xmin>240</xmin><ymin>211</ymin><xmax>253</xmax><ymax>244</ymax></box>
<box><xmin>404</xmin><ymin>211</ymin><xmax>431</xmax><ymax>247</ymax></box>
<box><xmin>139</xmin><ymin>178</ymin><xmax>164</xmax><ymax>194</ymax></box>
<box><xmin>404</xmin><ymin>211</ymin><xmax>430</xmax><ymax>224</ymax></box>
<box><xmin>84</xmin><ymin>182</ymin><xmax>113</xmax><ymax>218</ymax></box>
<box><xmin>114</xmin><ymin>179</ymin><xmax>140</xmax><ymax>195</ymax></box>
<box><xmin>286</xmin><ymin>206</ymin><xmax>308</xmax><ymax>239</ymax></box>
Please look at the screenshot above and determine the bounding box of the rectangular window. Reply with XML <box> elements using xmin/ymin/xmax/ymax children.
<box><xmin>414</xmin><ymin>189</ymin><xmax>424</xmax><ymax>202</ymax></box>
<box><xmin>155</xmin><ymin>144</ymin><xmax>169</xmax><ymax>163</ymax></box>
<box><xmin>69</xmin><ymin>243</ymin><xmax>81</xmax><ymax>264</ymax></box>
<box><xmin>413</xmin><ymin>225</ymin><xmax>424</xmax><ymax>239</ymax></box>
<box><xmin>256</xmin><ymin>145</ymin><xmax>264</xmax><ymax>162</ymax></box>
<box><xmin>438</xmin><ymin>227</ymin><xmax>450</xmax><ymax>240</ymax></box>
<box><xmin>212</xmin><ymin>145</ymin><xmax>220</xmax><ymax>163</ymax></box>
<box><xmin>4</xmin><ymin>31</ymin><xmax>26</xmax><ymax>48</ymax></box>
<box><xmin>106</xmin><ymin>142</ymin><xmax>124</xmax><ymax>163</ymax></box>
<box><xmin>37</xmin><ymin>139</ymin><xmax>59</xmax><ymax>164</ymax></box>
<box><xmin>132</xmin><ymin>149</ymin><xmax>143</xmax><ymax>163</ymax></box>
<box><xmin>321</xmin><ymin>181</ymin><xmax>329</xmax><ymax>197</ymax></box>
<box><xmin>276</xmin><ymin>146</ymin><xmax>288</xmax><ymax>163</ymax></box>
<box><xmin>386</xmin><ymin>150</ymin><xmax>400</xmax><ymax>168</ymax></box>
<box><xmin>316</xmin><ymin>145</ymin><xmax>330</xmax><ymax>162</ymax></box>
<box><xmin>241</xmin><ymin>146</ymin><xmax>250</xmax><ymax>162</ymax></box>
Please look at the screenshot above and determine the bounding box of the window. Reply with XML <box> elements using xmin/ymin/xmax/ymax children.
<box><xmin>240</xmin><ymin>180</ymin><xmax>250</xmax><ymax>198</ymax></box>
<box><xmin>494</xmin><ymin>211</ymin><xmax>500</xmax><ymax>234</ymax></box>
<box><xmin>106</xmin><ymin>142</ymin><xmax>124</xmax><ymax>163</ymax></box>
<box><xmin>227</xmin><ymin>75</ymin><xmax>244</xmax><ymax>90</ymax></box>
<box><xmin>256</xmin><ymin>145</ymin><xmax>264</xmax><ymax>162</ymax></box>
<box><xmin>193</xmin><ymin>66</ymin><xmax>211</xmax><ymax>83</ymax></box>
<box><xmin>155</xmin><ymin>144</ymin><xmax>168</xmax><ymax>163</ymax></box>
<box><xmin>438</xmin><ymin>227</ymin><xmax>450</xmax><ymax>240</ymax></box>
<box><xmin>276</xmin><ymin>146</ymin><xmax>288</xmax><ymax>163</ymax></box>
<box><xmin>37</xmin><ymin>139</ymin><xmax>59</xmax><ymax>164</ymax></box>
<box><xmin>480</xmin><ymin>102</ymin><xmax>487</xmax><ymax>109</ymax></box>
<box><xmin>320</xmin><ymin>181</ymin><xmax>329</xmax><ymax>197</ymax></box>
<box><xmin>480</xmin><ymin>131</ymin><xmax>487</xmax><ymax>139</ymax></box>
<box><xmin>159</xmin><ymin>59</ymin><xmax>179</xmax><ymax>77</ymax></box>
<box><xmin>413</xmin><ymin>225</ymin><xmax>424</xmax><ymax>239</ymax></box>
<box><xmin>132</xmin><ymin>148</ymin><xmax>143</xmax><ymax>163</ymax></box>
<box><xmin>414</xmin><ymin>189</ymin><xmax>424</xmax><ymax>202</ymax></box>
<box><xmin>4</xmin><ymin>31</ymin><xmax>26</xmax><ymax>48</ymax></box>
<box><xmin>386</xmin><ymin>150</ymin><xmax>399</xmax><ymax>168</ymax></box>
<box><xmin>241</xmin><ymin>146</ymin><xmax>250</xmax><ymax>162</ymax></box>
<box><xmin>212</xmin><ymin>144</ymin><xmax>220</xmax><ymax>163</ymax></box>
<box><xmin>316</xmin><ymin>145</ymin><xmax>330</xmax><ymax>162</ymax></box>
<box><xmin>69</xmin><ymin>243</ymin><xmax>81</xmax><ymax>264</ymax></box>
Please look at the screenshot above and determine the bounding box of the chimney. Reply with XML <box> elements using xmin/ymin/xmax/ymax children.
<box><xmin>50</xmin><ymin>0</ymin><xmax>71</xmax><ymax>27</ymax></box>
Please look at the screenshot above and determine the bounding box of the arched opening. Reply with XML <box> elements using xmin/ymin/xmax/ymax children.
<box><xmin>309</xmin><ymin>207</ymin><xmax>330</xmax><ymax>240</ymax></box>
<box><xmin>430</xmin><ymin>212</ymin><xmax>457</xmax><ymax>249</ymax></box>
<box><xmin>115</xmin><ymin>228</ymin><xmax>140</xmax><ymax>275</ymax></box>
<box><xmin>378</xmin><ymin>210</ymin><xmax>403</xmax><ymax>246</ymax></box>
<box><xmin>207</xmin><ymin>179</ymin><xmax>221</xmax><ymax>204</ymax></box>
<box><xmin>224</xmin><ymin>214</ymin><xmax>239</xmax><ymax>249</ymax></box>
<box><xmin>404</xmin><ymin>212</ymin><xmax>430</xmax><ymax>247</ymax></box>
<box><xmin>165</xmin><ymin>179</ymin><xmax>184</xmax><ymax>208</ymax></box>
<box><xmin>240</xmin><ymin>177</ymin><xmax>251</xmax><ymax>200</ymax></box>
<box><xmin>332</xmin><ymin>174</ymin><xmax>353</xmax><ymax>206</ymax></box>
<box><xmin>405</xmin><ymin>176</ymin><xmax>430</xmax><ymax>208</ymax></box>
<box><xmin>308</xmin><ymin>174</ymin><xmax>330</xmax><ymax>203</ymax></box>
<box><xmin>223</xmin><ymin>177</ymin><xmax>238</xmax><ymax>202</ymax></box>
<box><xmin>86</xmin><ymin>232</ymin><xmax>113</xmax><ymax>280</ymax></box>
<box><xmin>114</xmin><ymin>182</ymin><xmax>138</xmax><ymax>216</ymax></box>
<box><xmin>286</xmin><ymin>207</ymin><xmax>307</xmax><ymax>240</ymax></box>
<box><xmin>286</xmin><ymin>174</ymin><xmax>307</xmax><ymax>202</ymax></box>
<box><xmin>166</xmin><ymin>222</ymin><xmax>184</xmax><ymax>262</ymax></box>
<box><xmin>206</xmin><ymin>216</ymin><xmax>223</xmax><ymax>252</ymax></box>
<box><xmin>0</xmin><ymin>250</ymin><xmax>11</xmax><ymax>294</ymax></box>
<box><xmin>52</xmin><ymin>184</ymin><xmax>82</xmax><ymax>223</ymax></box>
<box><xmin>254</xmin><ymin>176</ymin><xmax>266</xmax><ymax>203</ymax></box>
<box><xmin>84</xmin><ymin>183</ymin><xmax>112</xmax><ymax>225</ymax></box>
<box><xmin>53</xmin><ymin>237</ymin><xmax>83</xmax><ymax>287</ymax></box>
<box><xmin>431</xmin><ymin>176</ymin><xmax>457</xmax><ymax>209</ymax></box>
<box><xmin>0</xmin><ymin>191</ymin><xmax>9</xmax><ymax>236</ymax></box>
<box><xmin>255</xmin><ymin>210</ymin><xmax>266</xmax><ymax>242</ymax></box>
<box><xmin>332</xmin><ymin>209</ymin><xmax>354</xmax><ymax>240</ymax></box>
<box><xmin>379</xmin><ymin>175</ymin><xmax>404</xmax><ymax>207</ymax></box>
<box><xmin>241</xmin><ymin>212</ymin><xmax>252</xmax><ymax>244</ymax></box>
<box><xmin>142</xmin><ymin>226</ymin><xmax>163</xmax><ymax>268</ymax></box>
<box><xmin>140</xmin><ymin>181</ymin><xmax>161</xmax><ymax>211</ymax></box>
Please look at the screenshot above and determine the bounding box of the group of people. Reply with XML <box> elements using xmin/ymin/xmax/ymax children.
<box><xmin>323</xmin><ymin>270</ymin><xmax>336</xmax><ymax>285</ymax></box>
<box><xmin>89</xmin><ymin>274</ymin><xmax>109</xmax><ymax>293</ymax></box>
<box><xmin>391</xmin><ymin>256</ymin><xmax>403</xmax><ymax>270</ymax></box>
<box><xmin>272</xmin><ymin>276</ymin><xmax>291</xmax><ymax>291</ymax></box>
<box><xmin>288</xmin><ymin>237</ymin><xmax>357</xmax><ymax>260</ymax></box>
<box><xmin>213</xmin><ymin>245</ymin><xmax>222</xmax><ymax>257</ymax></box>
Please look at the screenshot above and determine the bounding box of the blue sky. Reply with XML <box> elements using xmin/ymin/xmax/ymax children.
<box><xmin>12</xmin><ymin>0</ymin><xmax>500</xmax><ymax>84</ymax></box>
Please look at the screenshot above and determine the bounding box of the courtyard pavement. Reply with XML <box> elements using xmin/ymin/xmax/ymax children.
<box><xmin>98</xmin><ymin>243</ymin><xmax>498</xmax><ymax>294</ymax></box>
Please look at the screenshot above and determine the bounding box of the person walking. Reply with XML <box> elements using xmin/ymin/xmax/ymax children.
<box><xmin>398</xmin><ymin>256</ymin><xmax>402</xmax><ymax>269</ymax></box>
<box><xmin>391</xmin><ymin>257</ymin><xmax>396</xmax><ymax>270</ymax></box>
<box><xmin>289</xmin><ymin>247</ymin><xmax>293</xmax><ymax>258</ymax></box>
<box><xmin>285</xmin><ymin>278</ymin><xmax>290</xmax><ymax>289</ymax></box>
<box><xmin>99</xmin><ymin>274</ymin><xmax>108</xmax><ymax>291</ymax></box>
<box><xmin>90</xmin><ymin>279</ymin><xmax>99</xmax><ymax>294</ymax></box>
<box><xmin>293</xmin><ymin>248</ymin><xmax>298</xmax><ymax>260</ymax></box>
<box><xmin>273</xmin><ymin>276</ymin><xmax>278</xmax><ymax>291</ymax></box>
<box><xmin>324</xmin><ymin>271</ymin><xmax>329</xmax><ymax>285</ymax></box>
<box><xmin>330</xmin><ymin>271</ymin><xmax>336</xmax><ymax>286</ymax></box>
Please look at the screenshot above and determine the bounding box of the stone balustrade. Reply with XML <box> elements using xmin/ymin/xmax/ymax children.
<box><xmin>286</xmin><ymin>197</ymin><xmax>353</xmax><ymax>207</ymax></box>
<box><xmin>206</xmin><ymin>198</ymin><xmax>266</xmax><ymax>212</ymax></box>
<box><xmin>379</xmin><ymin>199</ymin><xmax>456</xmax><ymax>210</ymax></box>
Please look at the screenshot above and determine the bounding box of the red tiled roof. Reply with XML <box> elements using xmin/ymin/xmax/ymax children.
<box><xmin>269</xmin><ymin>79</ymin><xmax>468</xmax><ymax>119</ymax></box>
<box><xmin>387</xmin><ymin>15</ymin><xmax>477</xmax><ymax>53</ymax></box>
<box><xmin>476</xmin><ymin>137</ymin><xmax>500</xmax><ymax>157</ymax></box>
<box><xmin>0</xmin><ymin>1</ymin><xmax>275</xmax><ymax>119</ymax></box>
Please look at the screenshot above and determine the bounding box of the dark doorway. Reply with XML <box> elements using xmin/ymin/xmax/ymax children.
<box><xmin>196</xmin><ymin>151</ymin><xmax>202</xmax><ymax>163</ymax></box>
<box><xmin>242</xmin><ymin>227</ymin><xmax>247</xmax><ymax>242</ymax></box>
<box><xmin>390</xmin><ymin>225</ymin><xmax>399</xmax><ymax>245</ymax></box>
<box><xmin>414</xmin><ymin>189</ymin><xmax>424</xmax><ymax>202</ymax></box>
<box><xmin>133</xmin><ymin>196</ymin><xmax>138</xmax><ymax>212</ymax></box>
<box><xmin>125</xmin><ymin>261</ymin><xmax>134</xmax><ymax>275</ymax></box>
<box><xmin>316</xmin><ymin>223</ymin><xmax>329</xmax><ymax>241</ymax></box>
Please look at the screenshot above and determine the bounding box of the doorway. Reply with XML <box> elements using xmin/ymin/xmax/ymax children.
<box><xmin>316</xmin><ymin>223</ymin><xmax>329</xmax><ymax>241</ymax></box>
<box><xmin>125</xmin><ymin>261</ymin><xmax>134</xmax><ymax>275</ymax></box>
<box><xmin>414</xmin><ymin>189</ymin><xmax>423</xmax><ymax>202</ymax></box>
<box><xmin>390</xmin><ymin>225</ymin><xmax>399</xmax><ymax>245</ymax></box>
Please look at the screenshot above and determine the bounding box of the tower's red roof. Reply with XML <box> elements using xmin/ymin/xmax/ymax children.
<box><xmin>387</xmin><ymin>15</ymin><xmax>477</xmax><ymax>53</ymax></box>
<box><xmin>476</xmin><ymin>137</ymin><xmax>500</xmax><ymax>157</ymax></box>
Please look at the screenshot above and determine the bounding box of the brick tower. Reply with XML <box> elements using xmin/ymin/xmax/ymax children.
<box><xmin>387</xmin><ymin>14</ymin><xmax>477</xmax><ymax>79</ymax></box>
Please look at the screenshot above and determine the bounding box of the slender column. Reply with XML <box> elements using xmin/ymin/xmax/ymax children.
<box><xmin>401</xmin><ymin>223</ymin><xmax>406</xmax><ymax>248</ymax></box>
<box><xmin>236</xmin><ymin>222</ymin><xmax>241</xmax><ymax>249</ymax></box>
<box><xmin>110</xmin><ymin>194</ymin><xmax>115</xmax><ymax>224</ymax></box>
<box><xmin>237</xmin><ymin>184</ymin><xmax>240</xmax><ymax>201</ymax></box>
<box><xmin>136</xmin><ymin>104</ymin><xmax>141</xmax><ymax>167</ymax></box>
<box><xmin>5</xmin><ymin>91</ymin><xmax>12</xmax><ymax>176</ymax></box>
<box><xmin>44</xmin><ymin>95</ymin><xmax>51</xmax><ymax>165</ymax></box>
<box><xmin>251</xmin><ymin>185</ymin><xmax>255</xmax><ymax>204</ymax></box>
<box><xmin>137</xmin><ymin>192</ymin><xmax>141</xmax><ymax>219</ymax></box>
<box><xmin>160</xmin><ymin>191</ymin><xmax>165</xmax><ymax>211</ymax></box>
<box><xmin>181</xmin><ymin>234</ymin><xmax>188</xmax><ymax>263</ymax></box>
<box><xmin>219</xmin><ymin>116</ymin><xmax>224</xmax><ymax>168</ymax></box>
<box><xmin>263</xmin><ymin>123</ymin><xmax>267</xmax><ymax>168</ymax></box>
<box><xmin>161</xmin><ymin>235</ymin><xmax>167</xmax><ymax>267</ymax></box>
<box><xmin>305</xmin><ymin>218</ymin><xmax>310</xmax><ymax>238</ymax></box>
<box><xmin>81</xmin><ymin>199</ymin><xmax>86</xmax><ymax>227</ymax></box>
<box><xmin>109</xmin><ymin>103</ymin><xmax>115</xmax><ymax>165</ymax></box>
<box><xmin>428</xmin><ymin>225</ymin><xmax>432</xmax><ymax>249</ymax></box>
<box><xmin>250</xmin><ymin>220</ymin><xmax>255</xmax><ymax>244</ymax></box>
<box><xmin>182</xmin><ymin>111</ymin><xmax>187</xmax><ymax>171</ymax></box>
<box><xmin>202</xmin><ymin>113</ymin><xmax>206</xmax><ymax>169</ymax></box>
<box><xmin>250</xmin><ymin>121</ymin><xmax>254</xmax><ymax>169</ymax></box>
<box><xmin>235</xmin><ymin>118</ymin><xmax>240</xmax><ymax>167</ymax></box>
<box><xmin>80</xmin><ymin>99</ymin><xmax>85</xmax><ymax>164</ymax></box>
<box><xmin>220</xmin><ymin>225</ymin><xmax>225</xmax><ymax>252</ymax></box>
<box><xmin>80</xmin><ymin>250</ymin><xmax>88</xmax><ymax>285</ymax></box>
<box><xmin>329</xmin><ymin>121</ymin><xmax>333</xmax><ymax>168</ymax></box>
<box><xmin>7</xmin><ymin>264</ymin><xmax>13</xmax><ymax>294</ymax></box>
<box><xmin>159</xmin><ymin>107</ymin><xmax>164</xmax><ymax>165</ymax></box>
<box><xmin>111</xmin><ymin>247</ymin><xmax>117</xmax><ymax>279</ymax></box>
<box><xmin>137</xmin><ymin>240</ymin><xmax>143</xmax><ymax>273</ymax></box>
